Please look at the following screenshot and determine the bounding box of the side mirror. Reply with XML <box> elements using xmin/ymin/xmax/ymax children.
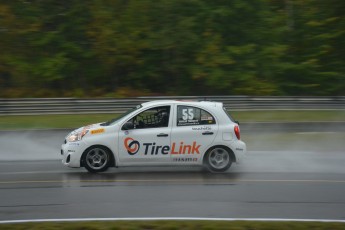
<box><xmin>122</xmin><ymin>122</ymin><xmax>134</xmax><ymax>130</ymax></box>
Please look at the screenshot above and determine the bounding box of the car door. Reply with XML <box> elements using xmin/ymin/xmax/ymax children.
<box><xmin>118</xmin><ymin>105</ymin><xmax>172</xmax><ymax>165</ymax></box>
<box><xmin>170</xmin><ymin>104</ymin><xmax>218</xmax><ymax>163</ymax></box>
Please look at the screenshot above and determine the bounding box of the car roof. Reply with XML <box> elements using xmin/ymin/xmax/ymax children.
<box><xmin>141</xmin><ymin>100</ymin><xmax>223</xmax><ymax>108</ymax></box>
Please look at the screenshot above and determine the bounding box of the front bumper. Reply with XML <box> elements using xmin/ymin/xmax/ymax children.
<box><xmin>61</xmin><ymin>141</ymin><xmax>87</xmax><ymax>168</ymax></box>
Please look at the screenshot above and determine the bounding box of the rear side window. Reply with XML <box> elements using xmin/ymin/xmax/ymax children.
<box><xmin>177</xmin><ymin>106</ymin><xmax>216</xmax><ymax>126</ymax></box>
<box><xmin>223</xmin><ymin>107</ymin><xmax>235</xmax><ymax>122</ymax></box>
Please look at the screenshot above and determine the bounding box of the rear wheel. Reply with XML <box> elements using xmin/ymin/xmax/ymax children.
<box><xmin>83</xmin><ymin>146</ymin><xmax>111</xmax><ymax>173</ymax></box>
<box><xmin>205</xmin><ymin>147</ymin><xmax>232</xmax><ymax>172</ymax></box>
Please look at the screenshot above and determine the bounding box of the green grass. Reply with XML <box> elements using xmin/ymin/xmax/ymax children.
<box><xmin>0</xmin><ymin>110</ymin><xmax>344</xmax><ymax>130</ymax></box>
<box><xmin>1</xmin><ymin>220</ymin><xmax>345</xmax><ymax>230</ymax></box>
<box><xmin>244</xmin><ymin>132</ymin><xmax>345</xmax><ymax>152</ymax></box>
<box><xmin>0</xmin><ymin>114</ymin><xmax>117</xmax><ymax>130</ymax></box>
<box><xmin>230</xmin><ymin>110</ymin><xmax>345</xmax><ymax>122</ymax></box>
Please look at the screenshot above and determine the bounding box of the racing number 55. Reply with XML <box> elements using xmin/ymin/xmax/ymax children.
<box><xmin>182</xmin><ymin>108</ymin><xmax>194</xmax><ymax>120</ymax></box>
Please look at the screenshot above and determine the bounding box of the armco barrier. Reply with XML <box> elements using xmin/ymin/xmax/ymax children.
<box><xmin>0</xmin><ymin>96</ymin><xmax>344</xmax><ymax>115</ymax></box>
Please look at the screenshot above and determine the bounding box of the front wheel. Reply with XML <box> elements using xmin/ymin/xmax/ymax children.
<box><xmin>83</xmin><ymin>146</ymin><xmax>111</xmax><ymax>173</ymax></box>
<box><xmin>205</xmin><ymin>147</ymin><xmax>232</xmax><ymax>172</ymax></box>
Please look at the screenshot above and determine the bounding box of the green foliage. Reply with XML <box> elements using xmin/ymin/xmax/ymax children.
<box><xmin>1</xmin><ymin>221</ymin><xmax>345</xmax><ymax>230</ymax></box>
<box><xmin>0</xmin><ymin>0</ymin><xmax>344</xmax><ymax>97</ymax></box>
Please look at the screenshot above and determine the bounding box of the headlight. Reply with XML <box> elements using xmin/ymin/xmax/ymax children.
<box><xmin>67</xmin><ymin>129</ymin><xmax>89</xmax><ymax>142</ymax></box>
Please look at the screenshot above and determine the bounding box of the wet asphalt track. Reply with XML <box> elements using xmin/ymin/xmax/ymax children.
<box><xmin>0</xmin><ymin>128</ymin><xmax>345</xmax><ymax>221</ymax></box>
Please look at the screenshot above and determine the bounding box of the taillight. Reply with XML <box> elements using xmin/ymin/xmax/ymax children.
<box><xmin>234</xmin><ymin>125</ymin><xmax>240</xmax><ymax>140</ymax></box>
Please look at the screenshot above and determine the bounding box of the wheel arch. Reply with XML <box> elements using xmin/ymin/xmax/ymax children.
<box><xmin>202</xmin><ymin>145</ymin><xmax>236</xmax><ymax>165</ymax></box>
<box><xmin>80</xmin><ymin>144</ymin><xmax>116</xmax><ymax>168</ymax></box>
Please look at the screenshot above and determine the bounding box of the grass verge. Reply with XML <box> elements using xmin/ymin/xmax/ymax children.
<box><xmin>244</xmin><ymin>132</ymin><xmax>345</xmax><ymax>152</ymax></box>
<box><xmin>1</xmin><ymin>220</ymin><xmax>345</xmax><ymax>230</ymax></box>
<box><xmin>0</xmin><ymin>110</ymin><xmax>344</xmax><ymax>130</ymax></box>
<box><xmin>231</xmin><ymin>110</ymin><xmax>345</xmax><ymax>122</ymax></box>
<box><xmin>0</xmin><ymin>114</ymin><xmax>116</xmax><ymax>130</ymax></box>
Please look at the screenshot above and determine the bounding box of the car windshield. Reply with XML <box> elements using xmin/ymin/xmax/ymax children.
<box><xmin>101</xmin><ymin>104</ymin><xmax>142</xmax><ymax>126</ymax></box>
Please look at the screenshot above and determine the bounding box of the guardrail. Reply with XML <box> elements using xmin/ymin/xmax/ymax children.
<box><xmin>1</xmin><ymin>96</ymin><xmax>344</xmax><ymax>115</ymax></box>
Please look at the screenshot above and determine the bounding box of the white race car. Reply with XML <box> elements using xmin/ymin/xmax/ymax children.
<box><xmin>61</xmin><ymin>100</ymin><xmax>246</xmax><ymax>173</ymax></box>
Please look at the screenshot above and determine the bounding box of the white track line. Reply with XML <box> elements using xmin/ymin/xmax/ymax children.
<box><xmin>1</xmin><ymin>217</ymin><xmax>345</xmax><ymax>224</ymax></box>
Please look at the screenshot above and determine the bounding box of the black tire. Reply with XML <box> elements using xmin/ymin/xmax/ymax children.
<box><xmin>205</xmin><ymin>147</ymin><xmax>233</xmax><ymax>172</ymax></box>
<box><xmin>83</xmin><ymin>146</ymin><xmax>111</xmax><ymax>173</ymax></box>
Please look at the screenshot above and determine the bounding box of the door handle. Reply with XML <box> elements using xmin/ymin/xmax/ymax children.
<box><xmin>157</xmin><ymin>133</ymin><xmax>169</xmax><ymax>137</ymax></box>
<box><xmin>202</xmin><ymin>131</ymin><xmax>214</xmax><ymax>135</ymax></box>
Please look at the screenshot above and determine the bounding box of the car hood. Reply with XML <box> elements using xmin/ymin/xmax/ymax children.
<box><xmin>77</xmin><ymin>123</ymin><xmax>104</xmax><ymax>132</ymax></box>
<box><xmin>68</xmin><ymin>122</ymin><xmax>105</xmax><ymax>135</ymax></box>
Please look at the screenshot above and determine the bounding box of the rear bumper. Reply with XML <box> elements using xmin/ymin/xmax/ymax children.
<box><xmin>232</xmin><ymin>140</ymin><xmax>246</xmax><ymax>163</ymax></box>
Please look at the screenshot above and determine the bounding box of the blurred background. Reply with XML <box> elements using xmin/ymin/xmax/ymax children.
<box><xmin>0</xmin><ymin>0</ymin><xmax>344</xmax><ymax>98</ymax></box>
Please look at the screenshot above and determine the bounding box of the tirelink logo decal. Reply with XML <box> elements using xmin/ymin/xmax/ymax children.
<box><xmin>124</xmin><ymin>137</ymin><xmax>201</xmax><ymax>156</ymax></box>
<box><xmin>124</xmin><ymin>137</ymin><xmax>140</xmax><ymax>155</ymax></box>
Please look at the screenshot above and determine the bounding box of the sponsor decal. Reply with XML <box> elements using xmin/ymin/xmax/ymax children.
<box><xmin>192</xmin><ymin>126</ymin><xmax>211</xmax><ymax>131</ymax></box>
<box><xmin>178</xmin><ymin>119</ymin><xmax>199</xmax><ymax>126</ymax></box>
<box><xmin>236</xmin><ymin>148</ymin><xmax>244</xmax><ymax>151</ymax></box>
<box><xmin>123</xmin><ymin>138</ymin><xmax>201</xmax><ymax>155</ymax></box>
<box><xmin>91</xmin><ymin>128</ymin><xmax>105</xmax><ymax>135</ymax></box>
<box><xmin>124</xmin><ymin>137</ymin><xmax>140</xmax><ymax>155</ymax></box>
<box><xmin>68</xmin><ymin>143</ymin><xmax>80</xmax><ymax>146</ymax></box>
<box><xmin>171</xmin><ymin>142</ymin><xmax>200</xmax><ymax>154</ymax></box>
<box><xmin>201</xmin><ymin>116</ymin><xmax>213</xmax><ymax>121</ymax></box>
<box><xmin>173</xmin><ymin>158</ymin><xmax>198</xmax><ymax>162</ymax></box>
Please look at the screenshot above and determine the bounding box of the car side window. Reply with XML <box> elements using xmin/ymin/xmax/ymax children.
<box><xmin>177</xmin><ymin>106</ymin><xmax>216</xmax><ymax>126</ymax></box>
<box><xmin>124</xmin><ymin>106</ymin><xmax>171</xmax><ymax>130</ymax></box>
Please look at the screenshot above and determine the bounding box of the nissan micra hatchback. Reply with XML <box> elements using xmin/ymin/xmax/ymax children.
<box><xmin>61</xmin><ymin>100</ymin><xmax>246</xmax><ymax>173</ymax></box>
